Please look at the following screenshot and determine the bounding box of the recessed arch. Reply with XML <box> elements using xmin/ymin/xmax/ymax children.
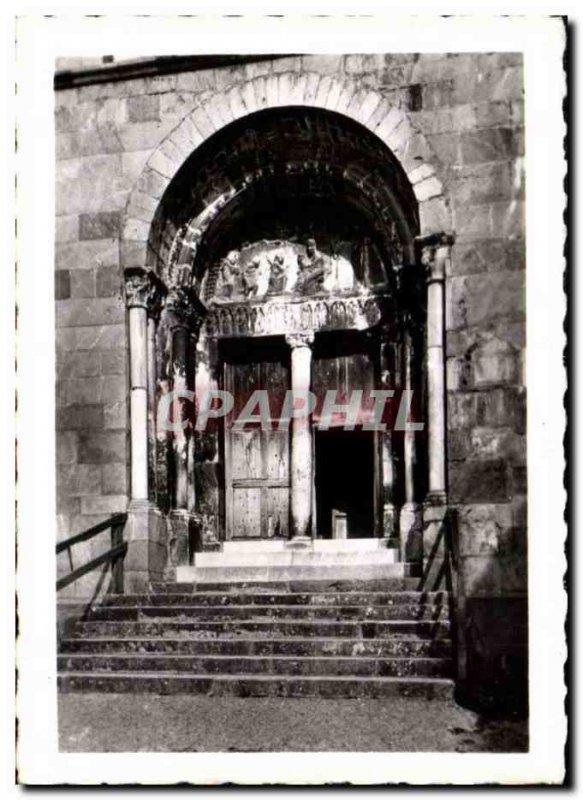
<box><xmin>121</xmin><ymin>71</ymin><xmax>452</xmax><ymax>275</ymax></box>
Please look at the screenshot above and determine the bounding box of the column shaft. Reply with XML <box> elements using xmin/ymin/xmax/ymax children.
<box><xmin>287</xmin><ymin>333</ymin><xmax>314</xmax><ymax>543</ymax></box>
<box><xmin>128</xmin><ymin>304</ymin><xmax>149</xmax><ymax>502</ymax></box>
<box><xmin>426</xmin><ymin>272</ymin><xmax>446</xmax><ymax>499</ymax></box>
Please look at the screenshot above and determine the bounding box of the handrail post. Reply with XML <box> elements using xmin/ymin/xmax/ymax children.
<box><xmin>110</xmin><ymin>519</ymin><xmax>125</xmax><ymax>594</ymax></box>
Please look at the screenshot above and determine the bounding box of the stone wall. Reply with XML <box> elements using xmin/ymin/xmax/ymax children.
<box><xmin>55</xmin><ymin>48</ymin><xmax>527</xmax><ymax>704</ymax></box>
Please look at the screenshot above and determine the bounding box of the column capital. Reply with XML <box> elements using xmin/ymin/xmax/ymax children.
<box><xmin>415</xmin><ymin>232</ymin><xmax>455</xmax><ymax>284</ymax></box>
<box><xmin>165</xmin><ymin>286</ymin><xmax>207</xmax><ymax>335</ymax></box>
<box><xmin>285</xmin><ymin>331</ymin><xmax>314</xmax><ymax>349</ymax></box>
<box><xmin>124</xmin><ymin>267</ymin><xmax>168</xmax><ymax>317</ymax></box>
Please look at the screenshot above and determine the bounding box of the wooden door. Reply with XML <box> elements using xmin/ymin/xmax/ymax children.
<box><xmin>223</xmin><ymin>342</ymin><xmax>290</xmax><ymax>539</ymax></box>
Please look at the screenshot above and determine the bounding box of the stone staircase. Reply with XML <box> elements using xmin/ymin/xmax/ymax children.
<box><xmin>58</xmin><ymin>541</ymin><xmax>454</xmax><ymax>698</ymax></box>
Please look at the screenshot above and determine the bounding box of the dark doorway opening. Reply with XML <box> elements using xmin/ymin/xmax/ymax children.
<box><xmin>315</xmin><ymin>429</ymin><xmax>375</xmax><ymax>539</ymax></box>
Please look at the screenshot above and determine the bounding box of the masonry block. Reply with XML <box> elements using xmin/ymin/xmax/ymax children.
<box><xmin>102</xmin><ymin>463</ymin><xmax>129</xmax><ymax>495</ymax></box>
<box><xmin>450</xmin><ymin>459</ymin><xmax>510</xmax><ymax>504</ymax></box>
<box><xmin>57</xmin><ymin>464</ymin><xmax>102</xmax><ymax>497</ymax></box>
<box><xmin>55</xmin><ymin>240</ymin><xmax>120</xmax><ymax>272</ymax></box>
<box><xmin>69</xmin><ymin>269</ymin><xmax>96</xmax><ymax>298</ymax></box>
<box><xmin>56</xmin><ymin>297</ymin><xmax>125</xmax><ymax>328</ymax></box>
<box><xmin>460</xmin><ymin>127</ymin><xmax>523</xmax><ymax>166</ymax></box>
<box><xmin>57</xmin><ymin>431</ymin><xmax>78</xmax><ymax>465</ymax></box>
<box><xmin>55</xmin><ymin>270</ymin><xmax>71</xmax><ymax>300</ymax></box>
<box><xmin>78</xmin><ymin>430</ymin><xmax>127</xmax><ymax>465</ymax></box>
<box><xmin>81</xmin><ymin>494</ymin><xmax>128</xmax><ymax>516</ymax></box>
<box><xmin>126</xmin><ymin>94</ymin><xmax>160</xmax><ymax>123</ymax></box>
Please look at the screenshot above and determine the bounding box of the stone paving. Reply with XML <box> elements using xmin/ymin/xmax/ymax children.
<box><xmin>59</xmin><ymin>694</ymin><xmax>528</xmax><ymax>753</ymax></box>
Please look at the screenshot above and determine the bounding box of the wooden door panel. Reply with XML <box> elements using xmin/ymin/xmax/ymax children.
<box><xmin>265</xmin><ymin>487</ymin><xmax>289</xmax><ymax>539</ymax></box>
<box><xmin>231</xmin><ymin>428</ymin><xmax>263</xmax><ymax>480</ymax></box>
<box><xmin>265</xmin><ymin>429</ymin><xmax>289</xmax><ymax>481</ymax></box>
<box><xmin>224</xmin><ymin>347</ymin><xmax>290</xmax><ymax>539</ymax></box>
<box><xmin>232</xmin><ymin>487</ymin><xmax>262</xmax><ymax>538</ymax></box>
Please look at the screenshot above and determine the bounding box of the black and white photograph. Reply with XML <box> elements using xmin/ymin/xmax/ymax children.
<box><xmin>13</xmin><ymin>13</ymin><xmax>567</xmax><ymax>786</ymax></box>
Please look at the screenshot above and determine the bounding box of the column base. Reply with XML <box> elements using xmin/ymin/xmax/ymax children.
<box><xmin>125</xmin><ymin>500</ymin><xmax>167</xmax><ymax>592</ymax></box>
<box><xmin>399</xmin><ymin>502</ymin><xmax>423</xmax><ymax>562</ymax></box>
<box><xmin>285</xmin><ymin>536</ymin><xmax>313</xmax><ymax>550</ymax></box>
<box><xmin>382</xmin><ymin>503</ymin><xmax>398</xmax><ymax>540</ymax></box>
<box><xmin>168</xmin><ymin>509</ymin><xmax>200</xmax><ymax>567</ymax></box>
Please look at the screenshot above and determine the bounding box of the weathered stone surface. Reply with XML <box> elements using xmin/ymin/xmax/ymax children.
<box><xmin>55</xmin><ymin>215</ymin><xmax>80</xmax><ymax>243</ymax></box>
<box><xmin>80</xmin><ymin>494</ymin><xmax>128</xmax><ymax>515</ymax></box>
<box><xmin>64</xmin><ymin>375</ymin><xmax>126</xmax><ymax>405</ymax></box>
<box><xmin>103</xmin><ymin>401</ymin><xmax>127</xmax><ymax>430</ymax></box>
<box><xmin>57</xmin><ymin>464</ymin><xmax>102</xmax><ymax>497</ymax></box>
<box><xmin>449</xmin><ymin>427</ymin><xmax>525</xmax><ymax>463</ymax></box>
<box><xmin>55</xmin><ymin>239</ymin><xmax>119</xmax><ymax>272</ymax></box>
<box><xmin>57</xmin><ymin>431</ymin><xmax>78</xmax><ymax>465</ymax></box>
<box><xmin>448</xmin><ymin>387</ymin><xmax>525</xmax><ymax>433</ymax></box>
<box><xmin>55</xmin><ymin>270</ymin><xmax>71</xmax><ymax>300</ymax></box>
<box><xmin>450</xmin><ymin>459</ymin><xmax>510</xmax><ymax>504</ymax></box>
<box><xmin>100</xmin><ymin>349</ymin><xmax>126</xmax><ymax>375</ymax></box>
<box><xmin>79</xmin><ymin>211</ymin><xmax>122</xmax><ymax>241</ymax></box>
<box><xmin>459</xmin><ymin>127</ymin><xmax>523</xmax><ymax>166</ymax></box>
<box><xmin>102</xmin><ymin>463</ymin><xmax>128</xmax><ymax>495</ymax></box>
<box><xmin>96</xmin><ymin>265</ymin><xmax>121</xmax><ymax>297</ymax></box>
<box><xmin>78</xmin><ymin>431</ymin><xmax>127</xmax><ymax>464</ymax></box>
<box><xmin>456</xmin><ymin>503</ymin><xmax>520</xmax><ymax>557</ymax></box>
<box><xmin>69</xmin><ymin>269</ymin><xmax>96</xmax><ymax>299</ymax></box>
<box><xmin>462</xmin><ymin>554</ymin><xmax>527</xmax><ymax>596</ymax></box>
<box><xmin>59</xmin><ymin>350</ymin><xmax>101</xmax><ymax>379</ymax></box>
<box><xmin>56</xmin><ymin>298</ymin><xmax>125</xmax><ymax>328</ymax></box>
<box><xmin>56</xmin><ymin>324</ymin><xmax>126</xmax><ymax>352</ymax></box>
<box><xmin>57</xmin><ymin>404</ymin><xmax>104</xmax><ymax>430</ymax></box>
<box><xmin>126</xmin><ymin>94</ymin><xmax>160</xmax><ymax>123</ymax></box>
<box><xmin>446</xmin><ymin>272</ymin><xmax>525</xmax><ymax>330</ymax></box>
<box><xmin>450</xmin><ymin>239</ymin><xmax>525</xmax><ymax>276</ymax></box>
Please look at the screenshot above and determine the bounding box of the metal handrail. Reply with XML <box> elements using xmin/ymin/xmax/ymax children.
<box><xmin>56</xmin><ymin>513</ymin><xmax>127</xmax><ymax>593</ymax></box>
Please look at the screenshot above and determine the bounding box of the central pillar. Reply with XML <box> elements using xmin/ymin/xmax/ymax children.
<box><xmin>285</xmin><ymin>332</ymin><xmax>314</xmax><ymax>546</ymax></box>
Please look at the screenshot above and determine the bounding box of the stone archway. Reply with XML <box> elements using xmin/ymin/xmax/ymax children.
<box><xmin>121</xmin><ymin>72</ymin><xmax>451</xmax><ymax>275</ymax></box>
<box><xmin>121</xmin><ymin>79</ymin><xmax>454</xmax><ymax>588</ymax></box>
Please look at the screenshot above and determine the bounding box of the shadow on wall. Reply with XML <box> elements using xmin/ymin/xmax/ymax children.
<box><xmin>420</xmin><ymin>508</ymin><xmax>528</xmax><ymax>715</ymax></box>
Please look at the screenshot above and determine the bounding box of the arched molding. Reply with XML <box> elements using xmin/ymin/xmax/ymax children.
<box><xmin>122</xmin><ymin>71</ymin><xmax>452</xmax><ymax>271</ymax></box>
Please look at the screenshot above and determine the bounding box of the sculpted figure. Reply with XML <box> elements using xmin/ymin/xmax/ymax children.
<box><xmin>242</xmin><ymin>256</ymin><xmax>269</xmax><ymax>298</ymax></box>
<box><xmin>218</xmin><ymin>250</ymin><xmax>242</xmax><ymax>299</ymax></box>
<box><xmin>267</xmin><ymin>252</ymin><xmax>288</xmax><ymax>294</ymax></box>
<box><xmin>297</xmin><ymin>238</ymin><xmax>328</xmax><ymax>295</ymax></box>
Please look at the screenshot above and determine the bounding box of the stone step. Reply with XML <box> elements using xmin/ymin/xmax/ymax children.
<box><xmin>193</xmin><ymin>550</ymin><xmax>400</xmax><ymax>567</ymax></box>
<box><xmin>71</xmin><ymin>619</ymin><xmax>451</xmax><ymax>639</ymax></box>
<box><xmin>87</xmin><ymin>604</ymin><xmax>448</xmax><ymax>622</ymax></box>
<box><xmin>58</xmin><ymin>653</ymin><xmax>452</xmax><ymax>678</ymax></box>
<box><xmin>175</xmin><ymin>563</ymin><xmax>419</xmax><ymax>584</ymax></box>
<box><xmin>60</xmin><ymin>636</ymin><xmax>452</xmax><ymax>658</ymax></box>
<box><xmin>151</xmin><ymin>577</ymin><xmax>423</xmax><ymax>593</ymax></box>
<box><xmin>223</xmin><ymin>538</ymin><xmax>396</xmax><ymax>553</ymax></box>
<box><xmin>103</xmin><ymin>591</ymin><xmax>448</xmax><ymax>607</ymax></box>
<box><xmin>58</xmin><ymin>671</ymin><xmax>455</xmax><ymax>699</ymax></box>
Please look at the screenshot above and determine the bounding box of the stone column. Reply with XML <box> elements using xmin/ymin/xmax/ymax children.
<box><xmin>165</xmin><ymin>287</ymin><xmax>206</xmax><ymax>566</ymax></box>
<box><xmin>285</xmin><ymin>332</ymin><xmax>314</xmax><ymax>546</ymax></box>
<box><xmin>123</xmin><ymin>267</ymin><xmax>167</xmax><ymax>591</ymax></box>
<box><xmin>399</xmin><ymin>325</ymin><xmax>422</xmax><ymax>560</ymax></box>
<box><xmin>379</xmin><ymin>333</ymin><xmax>398</xmax><ymax>541</ymax></box>
<box><xmin>146</xmin><ymin>290</ymin><xmax>165</xmax><ymax>502</ymax></box>
<box><xmin>417</xmin><ymin>233</ymin><xmax>454</xmax><ymax>585</ymax></box>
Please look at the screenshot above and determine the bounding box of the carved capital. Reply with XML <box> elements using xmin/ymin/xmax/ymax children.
<box><xmin>124</xmin><ymin>267</ymin><xmax>167</xmax><ymax>316</ymax></box>
<box><xmin>416</xmin><ymin>232</ymin><xmax>455</xmax><ymax>284</ymax></box>
<box><xmin>285</xmin><ymin>331</ymin><xmax>314</xmax><ymax>349</ymax></box>
<box><xmin>165</xmin><ymin>286</ymin><xmax>207</xmax><ymax>335</ymax></box>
